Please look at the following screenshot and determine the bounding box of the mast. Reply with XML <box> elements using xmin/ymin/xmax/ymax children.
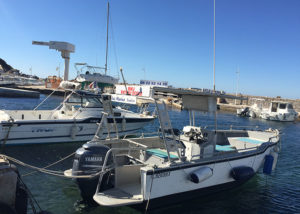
<box><xmin>213</xmin><ymin>0</ymin><xmax>217</xmax><ymax>131</ymax></box>
<box><xmin>213</xmin><ymin>0</ymin><xmax>216</xmax><ymax>92</ymax></box>
<box><xmin>105</xmin><ymin>1</ymin><xmax>110</xmax><ymax>75</ymax></box>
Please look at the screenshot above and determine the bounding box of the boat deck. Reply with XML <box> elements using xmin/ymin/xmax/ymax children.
<box><xmin>93</xmin><ymin>183</ymin><xmax>143</xmax><ymax>207</ymax></box>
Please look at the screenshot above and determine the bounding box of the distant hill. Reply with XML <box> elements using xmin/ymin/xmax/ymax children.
<box><xmin>0</xmin><ymin>58</ymin><xmax>14</xmax><ymax>72</ymax></box>
<box><xmin>0</xmin><ymin>58</ymin><xmax>39</xmax><ymax>79</ymax></box>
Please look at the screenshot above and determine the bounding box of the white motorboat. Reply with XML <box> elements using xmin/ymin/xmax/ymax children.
<box><xmin>237</xmin><ymin>98</ymin><xmax>265</xmax><ymax>118</ymax></box>
<box><xmin>0</xmin><ymin>90</ymin><xmax>155</xmax><ymax>145</ymax></box>
<box><xmin>75</xmin><ymin>64</ymin><xmax>119</xmax><ymax>89</ymax></box>
<box><xmin>65</xmin><ymin>88</ymin><xmax>280</xmax><ymax>209</ymax></box>
<box><xmin>260</xmin><ymin>101</ymin><xmax>298</xmax><ymax>122</ymax></box>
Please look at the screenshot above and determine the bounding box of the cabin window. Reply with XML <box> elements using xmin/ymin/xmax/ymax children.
<box><xmin>271</xmin><ymin>103</ymin><xmax>278</xmax><ymax>112</ymax></box>
<box><xmin>288</xmin><ymin>104</ymin><xmax>294</xmax><ymax>109</ymax></box>
<box><xmin>279</xmin><ymin>104</ymin><xmax>286</xmax><ymax>109</ymax></box>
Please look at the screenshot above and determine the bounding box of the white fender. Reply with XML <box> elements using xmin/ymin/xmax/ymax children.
<box><xmin>190</xmin><ymin>167</ymin><xmax>213</xmax><ymax>183</ymax></box>
<box><xmin>122</xmin><ymin>117</ymin><xmax>126</xmax><ymax>131</ymax></box>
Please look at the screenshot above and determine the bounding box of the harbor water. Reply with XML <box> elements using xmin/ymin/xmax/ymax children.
<box><xmin>1</xmin><ymin>95</ymin><xmax>300</xmax><ymax>214</ymax></box>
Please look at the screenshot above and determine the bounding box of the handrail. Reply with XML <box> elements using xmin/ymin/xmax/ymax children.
<box><xmin>34</xmin><ymin>87</ymin><xmax>60</xmax><ymax>110</ymax></box>
<box><xmin>190</xmin><ymin>142</ymin><xmax>272</xmax><ymax>161</ymax></box>
<box><xmin>47</xmin><ymin>90</ymin><xmax>77</xmax><ymax>119</ymax></box>
<box><xmin>121</xmin><ymin>132</ymin><xmax>159</xmax><ymax>139</ymax></box>
<box><xmin>101</xmin><ymin>147</ymin><xmax>147</xmax><ymax>173</ymax></box>
<box><xmin>95</xmin><ymin>146</ymin><xmax>148</xmax><ymax>194</ymax></box>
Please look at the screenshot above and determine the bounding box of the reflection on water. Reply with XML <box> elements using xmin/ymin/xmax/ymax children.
<box><xmin>1</xmin><ymin>97</ymin><xmax>300</xmax><ymax>214</ymax></box>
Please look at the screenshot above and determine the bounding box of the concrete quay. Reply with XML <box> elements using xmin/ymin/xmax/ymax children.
<box><xmin>0</xmin><ymin>87</ymin><xmax>40</xmax><ymax>98</ymax></box>
<box><xmin>16</xmin><ymin>85</ymin><xmax>65</xmax><ymax>96</ymax></box>
<box><xmin>220</xmin><ymin>94</ymin><xmax>300</xmax><ymax>120</ymax></box>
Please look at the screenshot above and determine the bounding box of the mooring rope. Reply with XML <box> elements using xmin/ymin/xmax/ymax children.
<box><xmin>145</xmin><ymin>168</ymin><xmax>155</xmax><ymax>212</ymax></box>
<box><xmin>22</xmin><ymin>152</ymin><xmax>76</xmax><ymax>177</ymax></box>
<box><xmin>0</xmin><ymin>117</ymin><xmax>14</xmax><ymax>153</ymax></box>
<box><xmin>0</xmin><ymin>154</ymin><xmax>106</xmax><ymax>179</ymax></box>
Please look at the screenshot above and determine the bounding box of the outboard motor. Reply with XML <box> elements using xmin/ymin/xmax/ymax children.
<box><xmin>240</xmin><ymin>107</ymin><xmax>250</xmax><ymax>117</ymax></box>
<box><xmin>72</xmin><ymin>142</ymin><xmax>114</xmax><ymax>205</ymax></box>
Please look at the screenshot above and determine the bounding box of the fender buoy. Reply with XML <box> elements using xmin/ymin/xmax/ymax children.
<box><xmin>231</xmin><ymin>166</ymin><xmax>254</xmax><ymax>181</ymax></box>
<box><xmin>190</xmin><ymin>167</ymin><xmax>213</xmax><ymax>183</ymax></box>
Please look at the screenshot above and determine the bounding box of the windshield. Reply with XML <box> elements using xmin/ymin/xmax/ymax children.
<box><xmin>279</xmin><ymin>103</ymin><xmax>286</xmax><ymax>109</ymax></box>
<box><xmin>67</xmin><ymin>94</ymin><xmax>81</xmax><ymax>103</ymax></box>
<box><xmin>288</xmin><ymin>104</ymin><xmax>294</xmax><ymax>109</ymax></box>
<box><xmin>83</xmin><ymin>97</ymin><xmax>103</xmax><ymax>107</ymax></box>
<box><xmin>66</xmin><ymin>94</ymin><xmax>102</xmax><ymax>107</ymax></box>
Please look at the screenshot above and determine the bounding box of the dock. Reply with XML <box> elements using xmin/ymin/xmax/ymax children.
<box><xmin>16</xmin><ymin>85</ymin><xmax>65</xmax><ymax>96</ymax></box>
<box><xmin>0</xmin><ymin>87</ymin><xmax>40</xmax><ymax>98</ymax></box>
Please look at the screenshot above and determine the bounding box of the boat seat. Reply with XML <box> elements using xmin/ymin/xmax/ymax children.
<box><xmin>146</xmin><ymin>149</ymin><xmax>178</xmax><ymax>160</ymax></box>
<box><xmin>215</xmin><ymin>145</ymin><xmax>236</xmax><ymax>152</ymax></box>
<box><xmin>234</xmin><ymin>137</ymin><xmax>265</xmax><ymax>144</ymax></box>
<box><xmin>227</xmin><ymin>137</ymin><xmax>265</xmax><ymax>150</ymax></box>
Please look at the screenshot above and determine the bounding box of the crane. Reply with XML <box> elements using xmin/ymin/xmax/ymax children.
<box><xmin>32</xmin><ymin>41</ymin><xmax>75</xmax><ymax>81</ymax></box>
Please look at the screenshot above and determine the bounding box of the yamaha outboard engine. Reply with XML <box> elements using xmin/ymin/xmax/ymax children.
<box><xmin>72</xmin><ymin>142</ymin><xmax>114</xmax><ymax>205</ymax></box>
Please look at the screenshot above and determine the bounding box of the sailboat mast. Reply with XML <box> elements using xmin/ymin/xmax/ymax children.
<box><xmin>105</xmin><ymin>1</ymin><xmax>110</xmax><ymax>75</ymax></box>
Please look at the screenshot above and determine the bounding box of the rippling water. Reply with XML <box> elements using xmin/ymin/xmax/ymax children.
<box><xmin>1</xmin><ymin>96</ymin><xmax>300</xmax><ymax>214</ymax></box>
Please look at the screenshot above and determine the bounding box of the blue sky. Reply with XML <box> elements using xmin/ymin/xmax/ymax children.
<box><xmin>0</xmin><ymin>0</ymin><xmax>299</xmax><ymax>99</ymax></box>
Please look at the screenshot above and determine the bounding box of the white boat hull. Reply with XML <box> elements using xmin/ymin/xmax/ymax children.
<box><xmin>0</xmin><ymin>118</ymin><xmax>153</xmax><ymax>145</ymax></box>
<box><xmin>143</xmin><ymin>148</ymin><xmax>270</xmax><ymax>201</ymax></box>
<box><xmin>260</xmin><ymin>112</ymin><xmax>298</xmax><ymax>122</ymax></box>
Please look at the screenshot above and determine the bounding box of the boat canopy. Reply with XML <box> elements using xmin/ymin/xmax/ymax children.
<box><xmin>153</xmin><ymin>87</ymin><xmax>246</xmax><ymax>112</ymax></box>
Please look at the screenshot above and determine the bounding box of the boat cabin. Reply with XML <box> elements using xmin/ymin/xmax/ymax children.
<box><xmin>269</xmin><ymin>101</ymin><xmax>294</xmax><ymax>113</ymax></box>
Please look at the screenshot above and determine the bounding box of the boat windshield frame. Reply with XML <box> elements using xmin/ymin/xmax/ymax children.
<box><xmin>65</xmin><ymin>90</ymin><xmax>103</xmax><ymax>108</ymax></box>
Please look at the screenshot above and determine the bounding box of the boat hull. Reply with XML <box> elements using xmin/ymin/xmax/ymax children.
<box><xmin>136</xmin><ymin>145</ymin><xmax>274</xmax><ymax>210</ymax></box>
<box><xmin>0</xmin><ymin>117</ymin><xmax>154</xmax><ymax>145</ymax></box>
<box><xmin>134</xmin><ymin>179</ymin><xmax>248</xmax><ymax>210</ymax></box>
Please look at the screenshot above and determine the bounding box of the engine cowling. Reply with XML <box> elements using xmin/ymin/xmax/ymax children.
<box><xmin>72</xmin><ymin>142</ymin><xmax>113</xmax><ymax>205</ymax></box>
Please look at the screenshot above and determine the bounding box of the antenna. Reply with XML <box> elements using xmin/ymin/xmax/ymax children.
<box><xmin>104</xmin><ymin>2</ymin><xmax>110</xmax><ymax>75</ymax></box>
<box><xmin>213</xmin><ymin>0</ymin><xmax>216</xmax><ymax>92</ymax></box>
<box><xmin>235</xmin><ymin>66</ymin><xmax>240</xmax><ymax>105</ymax></box>
<box><xmin>213</xmin><ymin>0</ymin><xmax>217</xmax><ymax>132</ymax></box>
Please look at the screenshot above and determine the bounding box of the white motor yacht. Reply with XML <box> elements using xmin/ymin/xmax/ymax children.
<box><xmin>0</xmin><ymin>90</ymin><xmax>155</xmax><ymax>145</ymax></box>
<box><xmin>260</xmin><ymin>101</ymin><xmax>298</xmax><ymax>122</ymax></box>
<box><xmin>65</xmin><ymin>88</ymin><xmax>280</xmax><ymax>210</ymax></box>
